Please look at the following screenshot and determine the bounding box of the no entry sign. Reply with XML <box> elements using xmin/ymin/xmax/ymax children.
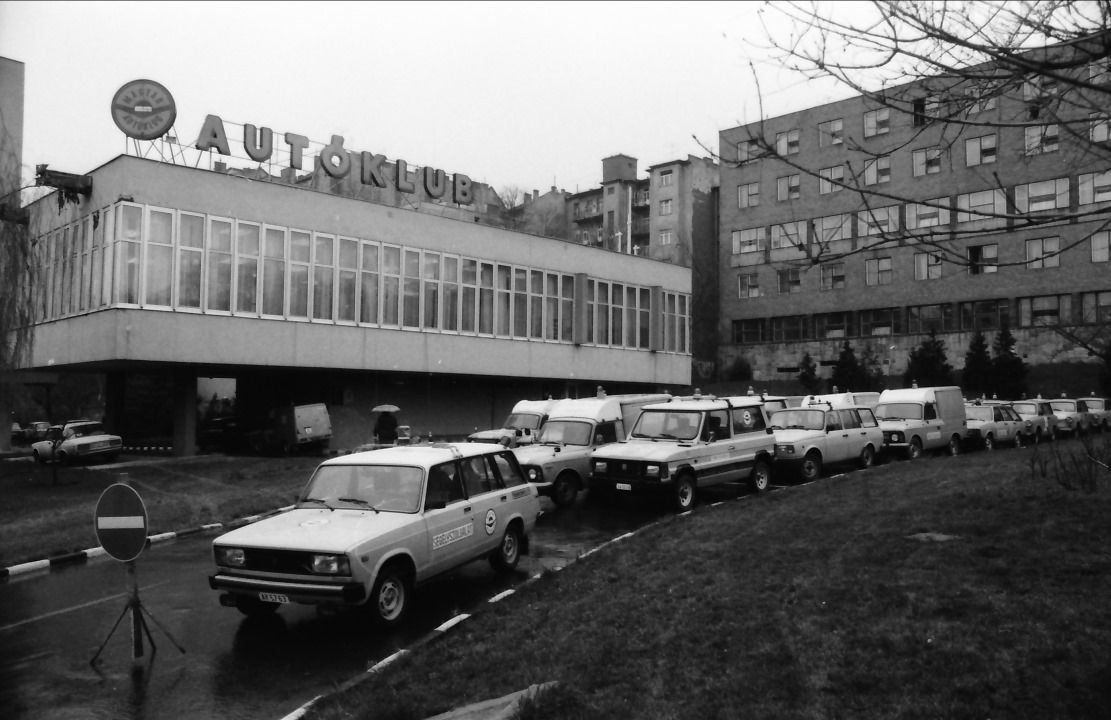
<box><xmin>94</xmin><ymin>483</ymin><xmax>149</xmax><ymax>562</ymax></box>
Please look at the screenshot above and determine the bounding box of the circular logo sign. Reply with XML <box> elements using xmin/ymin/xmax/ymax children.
<box><xmin>484</xmin><ymin>509</ymin><xmax>497</xmax><ymax>536</ymax></box>
<box><xmin>94</xmin><ymin>483</ymin><xmax>149</xmax><ymax>562</ymax></box>
<box><xmin>110</xmin><ymin>79</ymin><xmax>177</xmax><ymax>141</ymax></box>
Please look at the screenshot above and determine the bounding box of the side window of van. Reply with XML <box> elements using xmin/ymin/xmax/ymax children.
<box><xmin>595</xmin><ymin>421</ymin><xmax>618</xmax><ymax>445</ymax></box>
<box><xmin>703</xmin><ymin>410</ymin><xmax>730</xmax><ymax>441</ymax></box>
<box><xmin>924</xmin><ymin>403</ymin><xmax>938</xmax><ymax>420</ymax></box>
<box><xmin>732</xmin><ymin>406</ymin><xmax>766</xmax><ymax>434</ymax></box>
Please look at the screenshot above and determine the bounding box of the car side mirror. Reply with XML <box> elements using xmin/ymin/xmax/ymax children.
<box><xmin>765</xmin><ymin>427</ymin><xmax>773</xmax><ymax>435</ymax></box>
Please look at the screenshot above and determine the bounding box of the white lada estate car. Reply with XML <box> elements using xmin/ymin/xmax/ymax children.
<box><xmin>209</xmin><ymin>443</ymin><xmax>540</xmax><ymax>625</ymax></box>
<box><xmin>768</xmin><ymin>401</ymin><xmax>883</xmax><ymax>481</ymax></box>
<box><xmin>589</xmin><ymin>395</ymin><xmax>776</xmax><ymax>511</ymax></box>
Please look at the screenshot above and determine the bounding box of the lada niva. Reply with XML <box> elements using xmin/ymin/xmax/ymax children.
<box><xmin>209</xmin><ymin>443</ymin><xmax>540</xmax><ymax>625</ymax></box>
<box><xmin>589</xmin><ymin>395</ymin><xmax>775</xmax><ymax>511</ymax></box>
<box><xmin>768</xmin><ymin>401</ymin><xmax>883</xmax><ymax>481</ymax></box>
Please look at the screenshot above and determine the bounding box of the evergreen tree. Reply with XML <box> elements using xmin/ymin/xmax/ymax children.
<box><xmin>858</xmin><ymin>345</ymin><xmax>886</xmax><ymax>392</ymax></box>
<box><xmin>797</xmin><ymin>352</ymin><xmax>821</xmax><ymax>394</ymax></box>
<box><xmin>831</xmin><ymin>341</ymin><xmax>868</xmax><ymax>392</ymax></box>
<box><xmin>904</xmin><ymin>331</ymin><xmax>954</xmax><ymax>388</ymax></box>
<box><xmin>962</xmin><ymin>330</ymin><xmax>992</xmax><ymax>399</ymax></box>
<box><xmin>991</xmin><ymin>322</ymin><xmax>1027</xmax><ymax>399</ymax></box>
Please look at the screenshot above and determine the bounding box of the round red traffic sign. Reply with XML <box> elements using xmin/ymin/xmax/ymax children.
<box><xmin>94</xmin><ymin>483</ymin><xmax>149</xmax><ymax>562</ymax></box>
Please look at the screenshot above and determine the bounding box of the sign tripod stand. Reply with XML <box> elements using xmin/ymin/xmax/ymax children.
<box><xmin>89</xmin><ymin>483</ymin><xmax>185</xmax><ymax>667</ymax></box>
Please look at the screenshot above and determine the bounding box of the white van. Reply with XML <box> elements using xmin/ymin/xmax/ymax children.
<box><xmin>468</xmin><ymin>398</ymin><xmax>558</xmax><ymax>447</ymax></box>
<box><xmin>874</xmin><ymin>386</ymin><xmax>967</xmax><ymax>459</ymax></box>
<box><xmin>805</xmin><ymin>391</ymin><xmax>880</xmax><ymax>408</ymax></box>
<box><xmin>513</xmin><ymin>391</ymin><xmax>671</xmax><ymax>506</ymax></box>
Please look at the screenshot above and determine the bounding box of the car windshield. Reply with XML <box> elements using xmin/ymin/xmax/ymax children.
<box><xmin>966</xmin><ymin>407</ymin><xmax>993</xmax><ymax>422</ymax></box>
<box><xmin>536</xmin><ymin>420</ymin><xmax>593</xmax><ymax>446</ymax></box>
<box><xmin>300</xmin><ymin>464</ymin><xmax>423</xmax><ymax>513</ymax></box>
<box><xmin>874</xmin><ymin>403</ymin><xmax>923</xmax><ymax>421</ymax></box>
<box><xmin>1011</xmin><ymin>403</ymin><xmax>1036</xmax><ymax>414</ymax></box>
<box><xmin>69</xmin><ymin>422</ymin><xmax>106</xmax><ymax>437</ymax></box>
<box><xmin>631</xmin><ymin>410</ymin><xmax>702</xmax><ymax>441</ymax></box>
<box><xmin>504</xmin><ymin>412</ymin><xmax>543</xmax><ymax>430</ymax></box>
<box><xmin>1050</xmin><ymin>401</ymin><xmax>1076</xmax><ymax>413</ymax></box>
<box><xmin>1087</xmin><ymin>399</ymin><xmax>1105</xmax><ymax>411</ymax></box>
<box><xmin>768</xmin><ymin>409</ymin><xmax>825</xmax><ymax>431</ymax></box>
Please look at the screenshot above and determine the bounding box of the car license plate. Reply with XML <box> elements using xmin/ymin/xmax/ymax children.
<box><xmin>615</xmin><ymin>483</ymin><xmax>632</xmax><ymax>491</ymax></box>
<box><xmin>259</xmin><ymin>592</ymin><xmax>289</xmax><ymax>603</ymax></box>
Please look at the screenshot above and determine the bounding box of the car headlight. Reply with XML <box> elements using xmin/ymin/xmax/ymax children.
<box><xmin>311</xmin><ymin>554</ymin><xmax>351</xmax><ymax>575</ymax></box>
<box><xmin>594</xmin><ymin>461</ymin><xmax>607</xmax><ymax>473</ymax></box>
<box><xmin>215</xmin><ymin>546</ymin><xmax>246</xmax><ymax>567</ymax></box>
<box><xmin>644</xmin><ymin>464</ymin><xmax>659</xmax><ymax>477</ymax></box>
<box><xmin>526</xmin><ymin>466</ymin><xmax>542</xmax><ymax>482</ymax></box>
<box><xmin>775</xmin><ymin>444</ymin><xmax>795</xmax><ymax>456</ymax></box>
<box><xmin>890</xmin><ymin>432</ymin><xmax>904</xmax><ymax>443</ymax></box>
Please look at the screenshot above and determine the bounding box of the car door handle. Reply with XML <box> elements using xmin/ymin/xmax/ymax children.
<box><xmin>463</xmin><ymin>506</ymin><xmax>472</xmax><ymax>513</ymax></box>
<box><xmin>500</xmin><ymin>495</ymin><xmax>507</xmax><ymax>502</ymax></box>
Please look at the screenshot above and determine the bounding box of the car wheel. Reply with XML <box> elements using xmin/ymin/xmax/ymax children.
<box><xmin>859</xmin><ymin>445</ymin><xmax>875</xmax><ymax>469</ymax></box>
<box><xmin>235</xmin><ymin>596</ymin><xmax>279</xmax><ymax>618</ymax></box>
<box><xmin>1014</xmin><ymin>432</ymin><xmax>1023</xmax><ymax>449</ymax></box>
<box><xmin>674</xmin><ymin>472</ymin><xmax>696</xmax><ymax>511</ymax></box>
<box><xmin>1033</xmin><ymin>428</ymin><xmax>1043</xmax><ymax>444</ymax></box>
<box><xmin>983</xmin><ymin>434</ymin><xmax>995</xmax><ymax>451</ymax></box>
<box><xmin>800</xmin><ymin>451</ymin><xmax>822</xmax><ymax>482</ymax></box>
<box><xmin>948</xmin><ymin>435</ymin><xmax>961</xmax><ymax>456</ymax></box>
<box><xmin>551</xmin><ymin>473</ymin><xmax>579</xmax><ymax>507</ymax></box>
<box><xmin>490</xmin><ymin>524</ymin><xmax>522</xmax><ymax>572</ymax></box>
<box><xmin>370</xmin><ymin>566</ymin><xmax>410</xmax><ymax>626</ymax></box>
<box><xmin>907</xmin><ymin>437</ymin><xmax>923</xmax><ymax>460</ymax></box>
<box><xmin>750</xmin><ymin>459</ymin><xmax>771</xmax><ymax>493</ymax></box>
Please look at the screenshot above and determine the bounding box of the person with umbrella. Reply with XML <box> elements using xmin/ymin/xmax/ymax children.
<box><xmin>373</xmin><ymin>404</ymin><xmax>400</xmax><ymax>445</ymax></box>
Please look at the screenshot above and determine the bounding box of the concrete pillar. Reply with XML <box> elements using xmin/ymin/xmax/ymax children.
<box><xmin>173</xmin><ymin>373</ymin><xmax>197</xmax><ymax>456</ymax></box>
<box><xmin>104</xmin><ymin>371</ymin><xmax>126</xmax><ymax>436</ymax></box>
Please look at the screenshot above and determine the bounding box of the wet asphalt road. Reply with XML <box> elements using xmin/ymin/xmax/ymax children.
<box><xmin>0</xmin><ymin>488</ymin><xmax>673</xmax><ymax>720</ymax></box>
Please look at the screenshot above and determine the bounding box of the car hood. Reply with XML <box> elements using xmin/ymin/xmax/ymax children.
<box><xmin>468</xmin><ymin>428</ymin><xmax>513</xmax><ymax>443</ymax></box>
<box><xmin>593</xmin><ymin>440</ymin><xmax>696</xmax><ymax>463</ymax></box>
<box><xmin>213</xmin><ymin>507</ymin><xmax>418</xmax><ymax>554</ymax></box>
<box><xmin>770</xmin><ymin>428</ymin><xmax>822</xmax><ymax>444</ymax></box>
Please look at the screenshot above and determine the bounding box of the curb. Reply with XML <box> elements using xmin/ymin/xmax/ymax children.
<box><xmin>0</xmin><ymin>505</ymin><xmax>296</xmax><ymax>579</ymax></box>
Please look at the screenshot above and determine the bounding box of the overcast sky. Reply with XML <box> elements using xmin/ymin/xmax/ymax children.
<box><xmin>0</xmin><ymin>1</ymin><xmax>854</xmax><ymax>196</ymax></box>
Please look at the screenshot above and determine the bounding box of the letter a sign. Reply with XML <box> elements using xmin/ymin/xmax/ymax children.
<box><xmin>94</xmin><ymin>484</ymin><xmax>149</xmax><ymax>562</ymax></box>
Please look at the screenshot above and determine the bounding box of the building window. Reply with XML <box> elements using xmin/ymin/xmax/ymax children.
<box><xmin>771</xmin><ymin>315</ymin><xmax>808</xmax><ymax>341</ymax></box>
<box><xmin>967</xmin><ymin>244</ymin><xmax>998</xmax><ymax>275</ymax></box>
<box><xmin>289</xmin><ymin>230</ymin><xmax>310</xmax><ymax>318</ymax></box>
<box><xmin>659</xmin><ymin>230</ymin><xmax>674</xmax><ymax>246</ymax></box>
<box><xmin>177</xmin><ymin>212</ymin><xmax>204</xmax><ymax>310</ymax></box>
<box><xmin>914</xmin><ymin>252</ymin><xmax>942</xmax><ymax>280</ymax></box>
<box><xmin>777</xmin><ymin>174</ymin><xmax>800</xmax><ymax>201</ymax></box>
<box><xmin>864</xmin><ymin>156</ymin><xmax>891</xmax><ymax>186</ymax></box>
<box><xmin>659</xmin><ymin>170</ymin><xmax>673</xmax><ymax>187</ymax></box>
<box><xmin>1024</xmin><ymin>125</ymin><xmax>1059</xmax><ymax>154</ymax></box>
<box><xmin>912</xmin><ymin>95</ymin><xmax>941</xmax><ymax>126</ymax></box>
<box><xmin>738</xmin><ymin>273</ymin><xmax>760</xmax><ymax>299</ymax></box>
<box><xmin>1079</xmin><ymin>171</ymin><xmax>1111</xmax><ymax>205</ymax></box>
<box><xmin>819</xmin><ymin>165</ymin><xmax>845</xmax><ymax>194</ymax></box>
<box><xmin>863</xmin><ymin>108</ymin><xmax>890</xmax><ymax>137</ymax></box>
<box><xmin>965</xmin><ymin>134</ymin><xmax>997</xmax><ymax>166</ymax></box>
<box><xmin>858</xmin><ymin>206</ymin><xmax>900</xmax><ymax>237</ymax></box>
<box><xmin>1026</xmin><ymin>237</ymin><xmax>1060</xmax><ymax>269</ymax></box>
<box><xmin>1018</xmin><ymin>295</ymin><xmax>1070</xmax><ymax>327</ymax></box>
<box><xmin>820</xmin><ymin>262</ymin><xmax>846</xmax><ymax>291</ymax></box>
<box><xmin>731</xmin><ymin>228</ymin><xmax>763</xmax><ymax>254</ymax></box>
<box><xmin>262</xmin><ymin>227</ymin><xmax>287</xmax><ymax>317</ymax></box>
<box><xmin>906</xmin><ymin>198</ymin><xmax>950</xmax><ymax>230</ymax></box>
<box><xmin>145</xmin><ymin>209</ymin><xmax>174</xmax><ymax>308</ymax></box>
<box><xmin>908</xmin><ymin>304</ymin><xmax>954</xmax><ymax>333</ymax></box>
<box><xmin>1093</xmin><ymin>231</ymin><xmax>1110</xmax><ymax>262</ymax></box>
<box><xmin>732</xmin><ymin>318</ymin><xmax>765</xmax><ymax>343</ymax></box>
<box><xmin>912</xmin><ymin>147</ymin><xmax>943</xmax><ymax>176</ymax></box>
<box><xmin>860</xmin><ymin>308</ymin><xmax>899</xmax><ymax>336</ymax></box>
<box><xmin>738</xmin><ymin>182</ymin><xmax>760</xmax><ymax>209</ymax></box>
<box><xmin>866</xmin><ymin>257</ymin><xmax>893</xmax><ymax>286</ymax></box>
<box><xmin>777</xmin><ymin>267</ymin><xmax>801</xmax><ymax>294</ymax></box>
<box><xmin>819</xmin><ymin>118</ymin><xmax>843</xmax><ymax>147</ymax></box>
<box><xmin>815</xmin><ymin>311</ymin><xmax>853</xmax><ymax>338</ymax></box>
<box><xmin>737</xmin><ymin>139</ymin><xmax>761</xmax><ymax>163</ymax></box>
<box><xmin>960</xmin><ymin>299</ymin><xmax>1010</xmax><ymax>331</ymax></box>
<box><xmin>1080</xmin><ymin>291</ymin><xmax>1111</xmax><ymax>324</ymax></box>
<box><xmin>956</xmin><ymin>189</ymin><xmax>1005</xmax><ymax>226</ymax></box>
<box><xmin>776</xmin><ymin>129</ymin><xmax>800</xmax><ymax>155</ymax></box>
<box><xmin>1091</xmin><ymin>113</ymin><xmax>1111</xmax><ymax>143</ymax></box>
<box><xmin>771</xmin><ymin>221</ymin><xmax>806</xmax><ymax>250</ymax></box>
<box><xmin>815</xmin><ymin>214</ymin><xmax>851</xmax><ymax>244</ymax></box>
<box><xmin>1015</xmin><ymin>178</ymin><xmax>1069</xmax><ymax>213</ymax></box>
<box><xmin>966</xmin><ymin>86</ymin><xmax>998</xmax><ymax>115</ymax></box>
<box><xmin>659</xmin><ymin>199</ymin><xmax>672</xmax><ymax>216</ymax></box>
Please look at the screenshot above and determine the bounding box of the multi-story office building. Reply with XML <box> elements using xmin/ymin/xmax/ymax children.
<box><xmin>718</xmin><ymin>41</ymin><xmax>1111</xmax><ymax>395</ymax></box>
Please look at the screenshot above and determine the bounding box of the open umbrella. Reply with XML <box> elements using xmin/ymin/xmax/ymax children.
<box><xmin>372</xmin><ymin>404</ymin><xmax>400</xmax><ymax>413</ymax></box>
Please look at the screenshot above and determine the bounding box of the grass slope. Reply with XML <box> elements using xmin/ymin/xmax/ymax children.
<box><xmin>309</xmin><ymin>441</ymin><xmax>1111</xmax><ymax>720</ymax></box>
